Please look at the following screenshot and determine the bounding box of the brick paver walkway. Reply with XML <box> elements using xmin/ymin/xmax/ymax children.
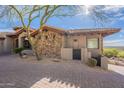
<box><xmin>0</xmin><ymin>55</ymin><xmax>124</xmax><ymax>88</ymax></box>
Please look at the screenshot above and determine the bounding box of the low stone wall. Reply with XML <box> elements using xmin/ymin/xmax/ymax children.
<box><xmin>101</xmin><ymin>56</ymin><xmax>108</xmax><ymax>70</ymax></box>
<box><xmin>81</xmin><ymin>48</ymin><xmax>91</xmax><ymax>63</ymax></box>
<box><xmin>61</xmin><ymin>48</ymin><xmax>72</xmax><ymax>60</ymax></box>
<box><xmin>22</xmin><ymin>50</ymin><xmax>34</xmax><ymax>56</ymax></box>
<box><xmin>61</xmin><ymin>48</ymin><xmax>90</xmax><ymax>63</ymax></box>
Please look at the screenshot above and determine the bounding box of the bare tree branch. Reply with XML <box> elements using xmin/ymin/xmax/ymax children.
<box><xmin>9</xmin><ymin>5</ymin><xmax>26</xmax><ymax>28</ymax></box>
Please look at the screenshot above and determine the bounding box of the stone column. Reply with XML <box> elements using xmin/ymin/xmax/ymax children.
<box><xmin>81</xmin><ymin>48</ymin><xmax>88</xmax><ymax>63</ymax></box>
<box><xmin>18</xmin><ymin>36</ymin><xmax>22</xmax><ymax>48</ymax></box>
<box><xmin>101</xmin><ymin>56</ymin><xmax>108</xmax><ymax>70</ymax></box>
<box><xmin>18</xmin><ymin>32</ymin><xmax>26</xmax><ymax>48</ymax></box>
<box><xmin>99</xmin><ymin>34</ymin><xmax>102</xmax><ymax>54</ymax></box>
<box><xmin>62</xmin><ymin>35</ymin><xmax>66</xmax><ymax>48</ymax></box>
<box><xmin>84</xmin><ymin>35</ymin><xmax>87</xmax><ymax>48</ymax></box>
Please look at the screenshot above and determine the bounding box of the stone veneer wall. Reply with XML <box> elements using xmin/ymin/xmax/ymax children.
<box><xmin>34</xmin><ymin>30</ymin><xmax>62</xmax><ymax>58</ymax></box>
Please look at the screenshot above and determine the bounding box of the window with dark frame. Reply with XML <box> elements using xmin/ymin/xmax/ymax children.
<box><xmin>87</xmin><ymin>38</ymin><xmax>99</xmax><ymax>48</ymax></box>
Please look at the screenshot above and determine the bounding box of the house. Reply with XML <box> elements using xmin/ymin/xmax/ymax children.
<box><xmin>0</xmin><ymin>25</ymin><xmax>120</xmax><ymax>64</ymax></box>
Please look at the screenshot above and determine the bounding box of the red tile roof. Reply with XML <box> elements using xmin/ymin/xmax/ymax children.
<box><xmin>7</xmin><ymin>27</ymin><xmax>36</xmax><ymax>37</ymax></box>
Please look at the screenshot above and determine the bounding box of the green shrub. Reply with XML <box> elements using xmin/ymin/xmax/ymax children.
<box><xmin>117</xmin><ymin>51</ymin><xmax>124</xmax><ymax>58</ymax></box>
<box><xmin>13</xmin><ymin>47</ymin><xmax>25</xmax><ymax>54</ymax></box>
<box><xmin>103</xmin><ymin>48</ymin><xmax>119</xmax><ymax>58</ymax></box>
<box><xmin>87</xmin><ymin>58</ymin><xmax>97</xmax><ymax>67</ymax></box>
<box><xmin>13</xmin><ymin>47</ymin><xmax>25</xmax><ymax>57</ymax></box>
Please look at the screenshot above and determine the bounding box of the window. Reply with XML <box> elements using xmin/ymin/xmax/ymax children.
<box><xmin>87</xmin><ymin>38</ymin><xmax>99</xmax><ymax>48</ymax></box>
<box><xmin>23</xmin><ymin>40</ymin><xmax>31</xmax><ymax>49</ymax></box>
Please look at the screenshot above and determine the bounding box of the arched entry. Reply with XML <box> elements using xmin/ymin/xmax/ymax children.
<box><xmin>22</xmin><ymin>37</ymin><xmax>31</xmax><ymax>49</ymax></box>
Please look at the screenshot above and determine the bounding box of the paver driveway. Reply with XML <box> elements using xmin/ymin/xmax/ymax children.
<box><xmin>0</xmin><ymin>55</ymin><xmax>124</xmax><ymax>88</ymax></box>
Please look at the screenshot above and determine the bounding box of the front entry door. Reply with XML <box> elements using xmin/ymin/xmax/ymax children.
<box><xmin>22</xmin><ymin>37</ymin><xmax>31</xmax><ymax>49</ymax></box>
<box><xmin>73</xmin><ymin>49</ymin><xmax>81</xmax><ymax>60</ymax></box>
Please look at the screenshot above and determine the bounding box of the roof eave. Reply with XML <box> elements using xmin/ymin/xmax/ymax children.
<box><xmin>66</xmin><ymin>28</ymin><xmax>121</xmax><ymax>36</ymax></box>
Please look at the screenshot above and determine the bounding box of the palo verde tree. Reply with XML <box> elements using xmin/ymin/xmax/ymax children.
<box><xmin>0</xmin><ymin>5</ymin><xmax>77</xmax><ymax>60</ymax></box>
<box><xmin>0</xmin><ymin>5</ymin><xmax>109</xmax><ymax>60</ymax></box>
<box><xmin>10</xmin><ymin>5</ymin><xmax>63</xmax><ymax>60</ymax></box>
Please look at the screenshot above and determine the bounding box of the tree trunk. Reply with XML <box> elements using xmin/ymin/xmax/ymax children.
<box><xmin>30</xmin><ymin>42</ymin><xmax>42</xmax><ymax>61</ymax></box>
<box><xmin>19</xmin><ymin>52</ymin><xmax>22</xmax><ymax>58</ymax></box>
<box><xmin>26</xmin><ymin>28</ymin><xmax>42</xmax><ymax>61</ymax></box>
<box><xmin>34</xmin><ymin>50</ymin><xmax>41</xmax><ymax>61</ymax></box>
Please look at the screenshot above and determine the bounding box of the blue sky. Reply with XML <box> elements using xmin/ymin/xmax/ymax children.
<box><xmin>0</xmin><ymin>5</ymin><xmax>124</xmax><ymax>46</ymax></box>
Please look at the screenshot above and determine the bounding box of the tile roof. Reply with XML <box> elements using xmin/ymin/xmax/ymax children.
<box><xmin>0</xmin><ymin>32</ymin><xmax>12</xmax><ymax>39</ymax></box>
<box><xmin>7</xmin><ymin>25</ymin><xmax>121</xmax><ymax>37</ymax></box>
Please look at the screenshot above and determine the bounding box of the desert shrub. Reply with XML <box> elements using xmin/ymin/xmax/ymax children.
<box><xmin>103</xmin><ymin>48</ymin><xmax>119</xmax><ymax>58</ymax></box>
<box><xmin>13</xmin><ymin>47</ymin><xmax>25</xmax><ymax>54</ymax></box>
<box><xmin>117</xmin><ymin>51</ymin><xmax>124</xmax><ymax>58</ymax></box>
<box><xmin>13</xmin><ymin>47</ymin><xmax>25</xmax><ymax>57</ymax></box>
<box><xmin>87</xmin><ymin>58</ymin><xmax>97</xmax><ymax>67</ymax></box>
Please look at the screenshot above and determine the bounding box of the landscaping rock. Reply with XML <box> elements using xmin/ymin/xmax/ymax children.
<box><xmin>22</xmin><ymin>50</ymin><xmax>34</xmax><ymax>56</ymax></box>
<box><xmin>52</xmin><ymin>59</ymin><xmax>61</xmax><ymax>62</ymax></box>
<box><xmin>22</xmin><ymin>54</ymin><xmax>28</xmax><ymax>58</ymax></box>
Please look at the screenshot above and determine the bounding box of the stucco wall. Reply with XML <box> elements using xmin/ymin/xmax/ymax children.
<box><xmin>4</xmin><ymin>37</ymin><xmax>14</xmax><ymax>53</ymax></box>
<box><xmin>64</xmin><ymin>34</ymin><xmax>102</xmax><ymax>57</ymax></box>
<box><xmin>61</xmin><ymin>48</ymin><xmax>72</xmax><ymax>60</ymax></box>
<box><xmin>61</xmin><ymin>48</ymin><xmax>90</xmax><ymax>63</ymax></box>
<box><xmin>0</xmin><ymin>32</ymin><xmax>14</xmax><ymax>54</ymax></box>
<box><xmin>65</xmin><ymin>35</ymin><xmax>86</xmax><ymax>48</ymax></box>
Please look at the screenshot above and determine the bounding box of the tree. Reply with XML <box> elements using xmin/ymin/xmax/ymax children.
<box><xmin>0</xmin><ymin>5</ymin><xmax>77</xmax><ymax>60</ymax></box>
<box><xmin>0</xmin><ymin>5</ymin><xmax>109</xmax><ymax>60</ymax></box>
